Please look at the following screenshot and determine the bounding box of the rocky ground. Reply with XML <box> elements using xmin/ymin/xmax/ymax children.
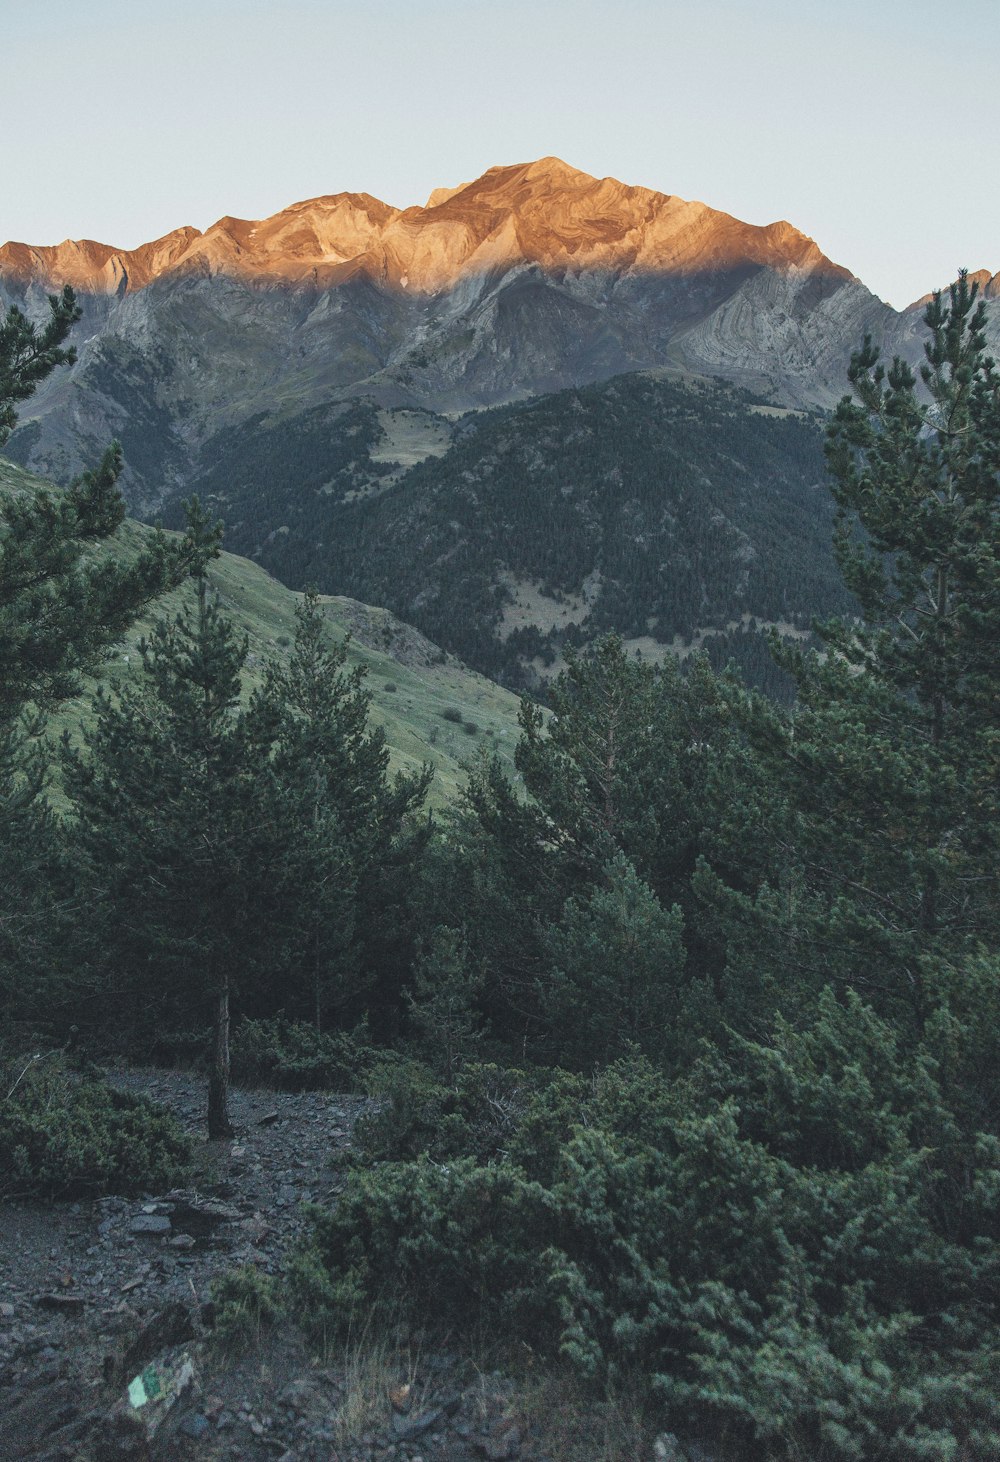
<box><xmin>0</xmin><ymin>1069</ymin><xmax>621</xmax><ymax>1462</ymax></box>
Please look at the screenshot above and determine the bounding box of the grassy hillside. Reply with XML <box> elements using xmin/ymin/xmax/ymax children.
<box><xmin>0</xmin><ymin>457</ymin><xmax>525</xmax><ymax>809</ymax></box>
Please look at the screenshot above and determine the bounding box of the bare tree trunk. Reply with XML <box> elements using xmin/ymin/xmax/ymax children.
<box><xmin>207</xmin><ymin>974</ymin><xmax>233</xmax><ymax>1139</ymax></box>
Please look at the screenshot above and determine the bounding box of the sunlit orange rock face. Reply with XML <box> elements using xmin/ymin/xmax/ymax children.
<box><xmin>10</xmin><ymin>157</ymin><xmax>974</xmax><ymax>508</ymax></box>
<box><xmin>0</xmin><ymin>158</ymin><xmax>852</xmax><ymax>296</ymax></box>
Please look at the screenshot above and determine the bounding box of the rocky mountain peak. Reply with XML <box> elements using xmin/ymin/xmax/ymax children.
<box><xmin>9</xmin><ymin>159</ymin><xmax>992</xmax><ymax>505</ymax></box>
<box><xmin>1</xmin><ymin>159</ymin><xmax>854</xmax><ymax>298</ymax></box>
<box><xmin>906</xmin><ymin>267</ymin><xmax>1000</xmax><ymax>312</ymax></box>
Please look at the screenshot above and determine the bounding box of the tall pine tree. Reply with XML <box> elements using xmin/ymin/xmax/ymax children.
<box><xmin>731</xmin><ymin>272</ymin><xmax>1000</xmax><ymax>1019</ymax></box>
<box><xmin>65</xmin><ymin>503</ymin><xmax>293</xmax><ymax>1134</ymax></box>
<box><xmin>267</xmin><ymin>588</ymin><xmax>432</xmax><ymax>1034</ymax></box>
<box><xmin>0</xmin><ymin>288</ymin><xmax>197</xmax><ymax>1032</ymax></box>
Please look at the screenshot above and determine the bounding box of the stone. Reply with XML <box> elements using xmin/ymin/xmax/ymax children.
<box><xmin>392</xmin><ymin>1407</ymin><xmax>441</xmax><ymax>1440</ymax></box>
<box><xmin>167</xmin><ymin>1196</ymin><xmax>242</xmax><ymax>1234</ymax></box>
<box><xmin>278</xmin><ymin>1378</ymin><xmax>317</xmax><ymax>1414</ymax></box>
<box><xmin>179</xmin><ymin>1411</ymin><xmax>210</xmax><ymax>1438</ymax></box>
<box><xmin>240</xmin><ymin>1216</ymin><xmax>275</xmax><ymax>1244</ymax></box>
<box><xmin>129</xmin><ymin>1214</ymin><xmax>171</xmax><ymax>1236</ymax></box>
<box><xmin>123</xmin><ymin>1352</ymin><xmax>195</xmax><ymax>1441</ymax></box>
<box><xmin>120</xmin><ymin>1302</ymin><xmax>196</xmax><ymax>1375</ymax></box>
<box><xmin>388</xmin><ymin>1381</ymin><xmax>413</xmax><ymax>1413</ymax></box>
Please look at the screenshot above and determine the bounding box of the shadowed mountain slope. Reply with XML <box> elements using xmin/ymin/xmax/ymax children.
<box><xmin>149</xmin><ymin>372</ymin><xmax>855</xmax><ymax>692</ymax></box>
<box><xmin>1</xmin><ymin>158</ymin><xmax>905</xmax><ymax>508</ymax></box>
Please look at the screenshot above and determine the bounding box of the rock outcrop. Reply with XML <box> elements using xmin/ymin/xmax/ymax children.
<box><xmin>1</xmin><ymin>158</ymin><xmax>851</xmax><ymax>297</ymax></box>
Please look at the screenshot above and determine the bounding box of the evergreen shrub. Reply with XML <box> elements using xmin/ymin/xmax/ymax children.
<box><xmin>0</xmin><ymin>1054</ymin><xmax>189</xmax><ymax>1198</ymax></box>
<box><xmin>210</xmin><ymin>1266</ymin><xmax>284</xmax><ymax>1352</ymax></box>
<box><xmin>292</xmin><ymin>996</ymin><xmax>1000</xmax><ymax>1460</ymax></box>
<box><xmin>230</xmin><ymin>1017</ymin><xmax>374</xmax><ymax>1091</ymax></box>
<box><xmin>354</xmin><ymin>1057</ymin><xmax>538</xmax><ymax>1165</ymax></box>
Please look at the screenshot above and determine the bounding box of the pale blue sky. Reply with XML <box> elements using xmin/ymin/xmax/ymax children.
<box><xmin>4</xmin><ymin>0</ymin><xmax>997</xmax><ymax>308</ymax></box>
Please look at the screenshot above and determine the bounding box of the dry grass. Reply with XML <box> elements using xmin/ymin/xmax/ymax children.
<box><xmin>323</xmin><ymin>1314</ymin><xmax>426</xmax><ymax>1448</ymax></box>
<box><xmin>513</xmin><ymin>1362</ymin><xmax>649</xmax><ymax>1462</ymax></box>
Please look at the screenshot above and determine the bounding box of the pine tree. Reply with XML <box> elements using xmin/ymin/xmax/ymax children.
<box><xmin>65</xmin><ymin>503</ymin><xmax>291</xmax><ymax>1135</ymax></box>
<box><xmin>0</xmin><ymin>289</ymin><xmax>196</xmax><ymax>1032</ymax></box>
<box><xmin>439</xmin><ymin>639</ymin><xmax>771</xmax><ymax>1055</ymax></box>
<box><xmin>0</xmin><ymin>286</ymin><xmax>79</xmax><ymax>447</ymax></box>
<box><xmin>822</xmin><ymin>270</ymin><xmax>1000</xmax><ymax>942</ymax></box>
<box><xmin>267</xmin><ymin>588</ymin><xmax>432</xmax><ymax>1035</ymax></box>
<box><xmin>750</xmin><ymin>272</ymin><xmax>1000</xmax><ymax>1014</ymax></box>
<box><xmin>514</xmin><ymin>638</ymin><xmax>771</xmax><ymax>914</ymax></box>
<box><xmin>405</xmin><ymin>925</ymin><xmax>484</xmax><ymax>1080</ymax></box>
<box><xmin>0</xmin><ymin>289</ymin><xmax>194</xmax><ymax>723</ymax></box>
<box><xmin>824</xmin><ymin>271</ymin><xmax>1000</xmax><ymax>730</ymax></box>
<box><xmin>540</xmin><ymin>852</ymin><xmax>686</xmax><ymax>1069</ymax></box>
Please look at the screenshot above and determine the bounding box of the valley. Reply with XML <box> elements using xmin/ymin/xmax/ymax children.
<box><xmin>147</xmin><ymin>372</ymin><xmax>847</xmax><ymax>693</ymax></box>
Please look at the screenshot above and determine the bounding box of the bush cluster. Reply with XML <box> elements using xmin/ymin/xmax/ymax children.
<box><xmin>0</xmin><ymin>1054</ymin><xmax>190</xmax><ymax>1198</ymax></box>
<box><xmin>230</xmin><ymin>1017</ymin><xmax>374</xmax><ymax>1091</ymax></box>
<box><xmin>210</xmin><ymin>1266</ymin><xmax>284</xmax><ymax>1352</ymax></box>
<box><xmin>292</xmin><ymin>999</ymin><xmax>1000</xmax><ymax>1459</ymax></box>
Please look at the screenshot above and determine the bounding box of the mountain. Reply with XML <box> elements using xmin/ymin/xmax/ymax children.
<box><xmin>0</xmin><ymin>158</ymin><xmax>902</xmax><ymax>508</ymax></box>
<box><xmin>0</xmin><ymin>156</ymin><xmax>854</xmax><ymax>296</ymax></box>
<box><xmin>4</xmin><ymin>160</ymin><xmax>993</xmax><ymax>694</ymax></box>
<box><xmin>149</xmin><ymin>372</ymin><xmax>852</xmax><ymax>694</ymax></box>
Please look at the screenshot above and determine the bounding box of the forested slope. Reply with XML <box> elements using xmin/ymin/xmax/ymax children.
<box><xmin>162</xmin><ymin>373</ymin><xmax>853</xmax><ymax>691</ymax></box>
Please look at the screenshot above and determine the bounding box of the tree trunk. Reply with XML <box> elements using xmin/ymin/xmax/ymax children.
<box><xmin>207</xmin><ymin>974</ymin><xmax>233</xmax><ymax>1139</ymax></box>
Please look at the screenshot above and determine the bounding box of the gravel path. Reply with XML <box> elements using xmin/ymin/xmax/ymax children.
<box><xmin>0</xmin><ymin>1068</ymin><xmax>542</xmax><ymax>1462</ymax></box>
<box><xmin>0</xmin><ymin>1069</ymin><xmax>360</xmax><ymax>1459</ymax></box>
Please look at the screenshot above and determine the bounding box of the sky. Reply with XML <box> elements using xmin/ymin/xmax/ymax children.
<box><xmin>3</xmin><ymin>0</ymin><xmax>998</xmax><ymax>310</ymax></box>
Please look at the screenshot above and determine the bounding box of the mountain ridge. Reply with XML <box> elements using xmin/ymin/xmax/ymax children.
<box><xmin>2</xmin><ymin>158</ymin><xmax>996</xmax><ymax>511</ymax></box>
<box><xmin>0</xmin><ymin>158</ymin><xmax>853</xmax><ymax>297</ymax></box>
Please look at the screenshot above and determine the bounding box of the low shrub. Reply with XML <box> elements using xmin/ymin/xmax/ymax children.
<box><xmin>291</xmin><ymin>995</ymin><xmax>1000</xmax><ymax>1460</ymax></box>
<box><xmin>210</xmin><ymin>1267</ymin><xmax>284</xmax><ymax>1352</ymax></box>
<box><xmin>441</xmin><ymin>706</ymin><xmax>463</xmax><ymax>724</ymax></box>
<box><xmin>354</xmin><ymin>1058</ymin><xmax>536</xmax><ymax>1166</ymax></box>
<box><xmin>230</xmin><ymin>1017</ymin><xmax>374</xmax><ymax>1091</ymax></box>
<box><xmin>0</xmin><ymin>1053</ymin><xmax>190</xmax><ymax>1198</ymax></box>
